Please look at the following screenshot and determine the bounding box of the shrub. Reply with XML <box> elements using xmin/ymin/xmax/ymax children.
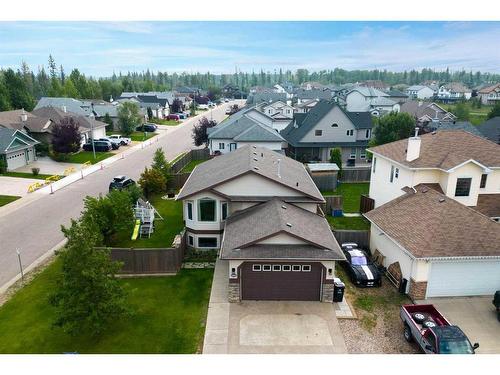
<box><xmin>35</xmin><ymin>142</ymin><xmax>50</xmax><ymax>157</ymax></box>
<box><xmin>0</xmin><ymin>158</ymin><xmax>7</xmax><ymax>174</ymax></box>
<box><xmin>329</xmin><ymin>148</ymin><xmax>343</xmax><ymax>178</ymax></box>
<box><xmin>31</xmin><ymin>167</ymin><xmax>40</xmax><ymax>176</ymax></box>
<box><xmin>138</xmin><ymin>167</ymin><xmax>166</xmax><ymax>198</ymax></box>
<box><xmin>51</xmin><ymin>117</ymin><xmax>81</xmax><ymax>154</ymax></box>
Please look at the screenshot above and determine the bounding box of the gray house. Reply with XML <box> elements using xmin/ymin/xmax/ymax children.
<box><xmin>0</xmin><ymin>128</ymin><xmax>39</xmax><ymax>171</ymax></box>
<box><xmin>281</xmin><ymin>100</ymin><xmax>373</xmax><ymax>166</ymax></box>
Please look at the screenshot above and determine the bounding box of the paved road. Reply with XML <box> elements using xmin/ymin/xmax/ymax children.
<box><xmin>0</xmin><ymin>101</ymin><xmax>242</xmax><ymax>289</ymax></box>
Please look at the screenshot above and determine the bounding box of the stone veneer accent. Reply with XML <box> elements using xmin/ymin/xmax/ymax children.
<box><xmin>321</xmin><ymin>282</ymin><xmax>334</xmax><ymax>303</ymax></box>
<box><xmin>228</xmin><ymin>281</ymin><xmax>240</xmax><ymax>303</ymax></box>
<box><xmin>408</xmin><ymin>278</ymin><xmax>428</xmax><ymax>301</ymax></box>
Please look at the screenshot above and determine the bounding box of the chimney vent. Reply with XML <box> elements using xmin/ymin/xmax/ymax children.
<box><xmin>406</xmin><ymin>128</ymin><xmax>421</xmax><ymax>162</ymax></box>
<box><xmin>20</xmin><ymin>108</ymin><xmax>28</xmax><ymax>122</ymax></box>
<box><xmin>62</xmin><ymin>105</ymin><xmax>67</xmax><ymax>113</ymax></box>
<box><xmin>286</xmin><ymin>223</ymin><xmax>292</xmax><ymax>228</ymax></box>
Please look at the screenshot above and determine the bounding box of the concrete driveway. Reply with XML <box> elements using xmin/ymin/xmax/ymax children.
<box><xmin>0</xmin><ymin>176</ymin><xmax>40</xmax><ymax>197</ymax></box>
<box><xmin>426</xmin><ymin>297</ymin><xmax>500</xmax><ymax>354</ymax></box>
<box><xmin>203</xmin><ymin>259</ymin><xmax>347</xmax><ymax>354</ymax></box>
<box><xmin>14</xmin><ymin>157</ymin><xmax>82</xmax><ymax>176</ymax></box>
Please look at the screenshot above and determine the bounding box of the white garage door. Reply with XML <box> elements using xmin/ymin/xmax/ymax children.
<box><xmin>6</xmin><ymin>150</ymin><xmax>27</xmax><ymax>170</ymax></box>
<box><xmin>427</xmin><ymin>260</ymin><xmax>500</xmax><ymax>297</ymax></box>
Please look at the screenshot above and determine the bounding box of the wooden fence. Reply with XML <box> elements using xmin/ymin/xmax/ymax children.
<box><xmin>310</xmin><ymin>174</ymin><xmax>338</xmax><ymax>192</ymax></box>
<box><xmin>320</xmin><ymin>195</ymin><xmax>343</xmax><ymax>214</ymax></box>
<box><xmin>169</xmin><ymin>148</ymin><xmax>210</xmax><ymax>174</ymax></box>
<box><xmin>102</xmin><ymin>233</ymin><xmax>186</xmax><ymax>275</ymax></box>
<box><xmin>340</xmin><ymin>167</ymin><xmax>371</xmax><ymax>182</ymax></box>
<box><xmin>333</xmin><ymin>229</ymin><xmax>370</xmax><ymax>249</ymax></box>
<box><xmin>359</xmin><ymin>194</ymin><xmax>375</xmax><ymax>213</ymax></box>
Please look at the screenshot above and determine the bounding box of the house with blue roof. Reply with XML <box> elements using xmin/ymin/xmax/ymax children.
<box><xmin>280</xmin><ymin>100</ymin><xmax>373</xmax><ymax>166</ymax></box>
<box><xmin>0</xmin><ymin>128</ymin><xmax>39</xmax><ymax>171</ymax></box>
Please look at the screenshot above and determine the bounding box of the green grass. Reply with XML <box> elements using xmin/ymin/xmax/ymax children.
<box><xmin>0</xmin><ymin>195</ymin><xmax>21</xmax><ymax>207</ymax></box>
<box><xmin>0</xmin><ymin>171</ymin><xmax>57</xmax><ymax>180</ymax></box>
<box><xmin>59</xmin><ymin>151</ymin><xmax>114</xmax><ymax>165</ymax></box>
<box><xmin>0</xmin><ymin>258</ymin><xmax>213</xmax><ymax>353</ymax></box>
<box><xmin>111</xmin><ymin>195</ymin><xmax>184</xmax><ymax>248</ymax></box>
<box><xmin>180</xmin><ymin>159</ymin><xmax>206</xmax><ymax>173</ymax></box>
<box><xmin>445</xmin><ymin>103</ymin><xmax>493</xmax><ymax>125</ymax></box>
<box><xmin>170</xmin><ymin>152</ymin><xmax>187</xmax><ymax>164</ymax></box>
<box><xmin>323</xmin><ymin>182</ymin><xmax>369</xmax><ymax>213</ymax></box>
<box><xmin>149</xmin><ymin>119</ymin><xmax>180</xmax><ymax>126</ymax></box>
<box><xmin>326</xmin><ymin>215</ymin><xmax>370</xmax><ymax>230</ymax></box>
<box><xmin>129</xmin><ymin>131</ymin><xmax>155</xmax><ymax>142</ymax></box>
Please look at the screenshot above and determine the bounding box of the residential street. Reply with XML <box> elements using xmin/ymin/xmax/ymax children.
<box><xmin>0</xmin><ymin>101</ymin><xmax>241</xmax><ymax>290</ymax></box>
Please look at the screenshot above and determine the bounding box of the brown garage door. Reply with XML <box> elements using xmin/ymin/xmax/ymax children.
<box><xmin>241</xmin><ymin>262</ymin><xmax>322</xmax><ymax>301</ymax></box>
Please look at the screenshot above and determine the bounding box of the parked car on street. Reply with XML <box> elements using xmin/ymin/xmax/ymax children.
<box><xmin>107</xmin><ymin>134</ymin><xmax>131</xmax><ymax>145</ymax></box>
<box><xmin>198</xmin><ymin>104</ymin><xmax>209</xmax><ymax>110</ymax></box>
<box><xmin>109</xmin><ymin>175</ymin><xmax>136</xmax><ymax>192</ymax></box>
<box><xmin>493</xmin><ymin>291</ymin><xmax>500</xmax><ymax>321</ymax></box>
<box><xmin>166</xmin><ymin>114</ymin><xmax>180</xmax><ymax>121</ymax></box>
<box><xmin>224</xmin><ymin>98</ymin><xmax>229</xmax><ymax>103</ymax></box>
<box><xmin>136</xmin><ymin>123</ymin><xmax>158</xmax><ymax>132</ymax></box>
<box><xmin>175</xmin><ymin>113</ymin><xmax>187</xmax><ymax>119</ymax></box>
<box><xmin>400</xmin><ymin>304</ymin><xmax>479</xmax><ymax>354</ymax></box>
<box><xmin>97</xmin><ymin>137</ymin><xmax>120</xmax><ymax>150</ymax></box>
<box><xmin>340</xmin><ymin>243</ymin><xmax>382</xmax><ymax>287</ymax></box>
<box><xmin>83</xmin><ymin>140</ymin><xmax>112</xmax><ymax>152</ymax></box>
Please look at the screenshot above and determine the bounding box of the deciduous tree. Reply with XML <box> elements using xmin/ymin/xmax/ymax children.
<box><xmin>117</xmin><ymin>101</ymin><xmax>142</xmax><ymax>136</ymax></box>
<box><xmin>192</xmin><ymin>116</ymin><xmax>217</xmax><ymax>147</ymax></box>
<box><xmin>51</xmin><ymin>117</ymin><xmax>81</xmax><ymax>154</ymax></box>
<box><xmin>371</xmin><ymin>112</ymin><xmax>416</xmax><ymax>146</ymax></box>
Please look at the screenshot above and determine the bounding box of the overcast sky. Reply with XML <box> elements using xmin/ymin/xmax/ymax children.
<box><xmin>1</xmin><ymin>21</ymin><xmax>500</xmax><ymax>77</ymax></box>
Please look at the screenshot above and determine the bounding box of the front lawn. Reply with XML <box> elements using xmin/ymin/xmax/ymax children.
<box><xmin>59</xmin><ymin>151</ymin><xmax>114</xmax><ymax>165</ymax></box>
<box><xmin>150</xmin><ymin>119</ymin><xmax>180</xmax><ymax>126</ymax></box>
<box><xmin>0</xmin><ymin>171</ymin><xmax>57</xmax><ymax>180</ymax></box>
<box><xmin>129</xmin><ymin>131</ymin><xmax>156</xmax><ymax>142</ymax></box>
<box><xmin>110</xmin><ymin>195</ymin><xmax>184</xmax><ymax>248</ymax></box>
<box><xmin>326</xmin><ymin>215</ymin><xmax>370</xmax><ymax>230</ymax></box>
<box><xmin>0</xmin><ymin>195</ymin><xmax>21</xmax><ymax>207</ymax></box>
<box><xmin>323</xmin><ymin>182</ymin><xmax>369</xmax><ymax>213</ymax></box>
<box><xmin>180</xmin><ymin>159</ymin><xmax>206</xmax><ymax>173</ymax></box>
<box><xmin>0</xmin><ymin>258</ymin><xmax>213</xmax><ymax>353</ymax></box>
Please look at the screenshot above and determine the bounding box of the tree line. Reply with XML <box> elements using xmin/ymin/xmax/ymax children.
<box><xmin>2</xmin><ymin>56</ymin><xmax>500</xmax><ymax>112</ymax></box>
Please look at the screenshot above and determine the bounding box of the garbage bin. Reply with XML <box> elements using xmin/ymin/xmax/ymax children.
<box><xmin>333</xmin><ymin>278</ymin><xmax>345</xmax><ymax>302</ymax></box>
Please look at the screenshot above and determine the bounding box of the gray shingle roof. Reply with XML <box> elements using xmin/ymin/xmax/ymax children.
<box><xmin>431</xmin><ymin>121</ymin><xmax>485</xmax><ymax>138</ymax></box>
<box><xmin>0</xmin><ymin>128</ymin><xmax>39</xmax><ymax>153</ymax></box>
<box><xmin>476</xmin><ymin>116</ymin><xmax>500</xmax><ymax>144</ymax></box>
<box><xmin>220</xmin><ymin>198</ymin><xmax>344</xmax><ymax>260</ymax></box>
<box><xmin>31</xmin><ymin>107</ymin><xmax>107</xmax><ymax>133</ymax></box>
<box><xmin>177</xmin><ymin>145</ymin><xmax>324</xmax><ymax>201</ymax></box>
<box><xmin>208</xmin><ymin>114</ymin><xmax>283</xmax><ymax>142</ymax></box>
<box><xmin>35</xmin><ymin>97</ymin><xmax>91</xmax><ymax>116</ymax></box>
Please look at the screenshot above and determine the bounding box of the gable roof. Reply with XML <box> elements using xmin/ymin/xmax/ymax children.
<box><xmin>478</xmin><ymin>83</ymin><xmax>500</xmax><ymax>94</ymax></box>
<box><xmin>281</xmin><ymin>100</ymin><xmax>372</xmax><ymax>146</ymax></box>
<box><xmin>176</xmin><ymin>145</ymin><xmax>324</xmax><ymax>201</ymax></box>
<box><xmin>208</xmin><ymin>114</ymin><xmax>284</xmax><ymax>142</ymax></box>
<box><xmin>476</xmin><ymin>116</ymin><xmax>500</xmax><ymax>144</ymax></box>
<box><xmin>364</xmin><ymin>185</ymin><xmax>500</xmax><ymax>259</ymax></box>
<box><xmin>220</xmin><ymin>198</ymin><xmax>344</xmax><ymax>260</ymax></box>
<box><xmin>430</xmin><ymin>121</ymin><xmax>485</xmax><ymax>138</ymax></box>
<box><xmin>0</xmin><ymin>128</ymin><xmax>39</xmax><ymax>153</ymax></box>
<box><xmin>368</xmin><ymin>130</ymin><xmax>500</xmax><ymax>170</ymax></box>
<box><xmin>35</xmin><ymin>97</ymin><xmax>91</xmax><ymax>116</ymax></box>
<box><xmin>401</xmin><ymin>100</ymin><xmax>456</xmax><ymax>121</ymax></box>
<box><xmin>348</xmin><ymin>86</ymin><xmax>389</xmax><ymax>98</ymax></box>
<box><xmin>31</xmin><ymin>106</ymin><xmax>107</xmax><ymax>133</ymax></box>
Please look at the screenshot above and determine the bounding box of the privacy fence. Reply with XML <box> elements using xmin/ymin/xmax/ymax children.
<box><xmin>332</xmin><ymin>229</ymin><xmax>370</xmax><ymax>249</ymax></box>
<box><xmin>340</xmin><ymin>167</ymin><xmax>371</xmax><ymax>183</ymax></box>
<box><xmin>167</xmin><ymin>148</ymin><xmax>210</xmax><ymax>191</ymax></box>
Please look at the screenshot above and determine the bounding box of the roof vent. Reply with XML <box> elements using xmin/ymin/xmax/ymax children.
<box><xmin>421</xmin><ymin>187</ymin><xmax>429</xmax><ymax>193</ymax></box>
<box><xmin>296</xmin><ymin>182</ymin><xmax>299</xmax><ymax>187</ymax></box>
<box><xmin>253</xmin><ymin>158</ymin><xmax>258</xmax><ymax>161</ymax></box>
<box><xmin>253</xmin><ymin>152</ymin><xmax>257</xmax><ymax>155</ymax></box>
<box><xmin>253</xmin><ymin>167</ymin><xmax>259</xmax><ymax>171</ymax></box>
<box><xmin>261</xmin><ymin>152</ymin><xmax>263</xmax><ymax>157</ymax></box>
<box><xmin>286</xmin><ymin>223</ymin><xmax>292</xmax><ymax>228</ymax></box>
<box><xmin>281</xmin><ymin>205</ymin><xmax>287</xmax><ymax>209</ymax></box>
<box><xmin>439</xmin><ymin>197</ymin><xmax>445</xmax><ymax>203</ymax></box>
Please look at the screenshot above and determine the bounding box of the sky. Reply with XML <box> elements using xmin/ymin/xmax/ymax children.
<box><xmin>1</xmin><ymin>21</ymin><xmax>500</xmax><ymax>77</ymax></box>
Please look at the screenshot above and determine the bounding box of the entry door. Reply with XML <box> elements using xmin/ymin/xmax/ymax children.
<box><xmin>229</xmin><ymin>143</ymin><xmax>237</xmax><ymax>151</ymax></box>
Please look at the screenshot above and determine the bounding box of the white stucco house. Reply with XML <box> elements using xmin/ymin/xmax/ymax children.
<box><xmin>364</xmin><ymin>130</ymin><xmax>500</xmax><ymax>300</ymax></box>
<box><xmin>437</xmin><ymin>83</ymin><xmax>472</xmax><ymax>102</ymax></box>
<box><xmin>406</xmin><ymin>85</ymin><xmax>435</xmax><ymax>100</ymax></box>
<box><xmin>177</xmin><ymin>145</ymin><xmax>345</xmax><ymax>302</ymax></box>
<box><xmin>345</xmin><ymin>86</ymin><xmax>400</xmax><ymax>114</ymax></box>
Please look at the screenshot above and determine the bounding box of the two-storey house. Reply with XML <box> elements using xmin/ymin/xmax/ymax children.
<box><xmin>280</xmin><ymin>100</ymin><xmax>373</xmax><ymax>165</ymax></box>
<box><xmin>406</xmin><ymin>85</ymin><xmax>435</xmax><ymax>100</ymax></box>
<box><xmin>363</xmin><ymin>130</ymin><xmax>500</xmax><ymax>300</ymax></box>
<box><xmin>345</xmin><ymin>86</ymin><xmax>400</xmax><ymax>114</ymax></box>
<box><xmin>478</xmin><ymin>83</ymin><xmax>500</xmax><ymax>105</ymax></box>
<box><xmin>437</xmin><ymin>83</ymin><xmax>472</xmax><ymax>102</ymax></box>
<box><xmin>177</xmin><ymin>146</ymin><xmax>345</xmax><ymax>302</ymax></box>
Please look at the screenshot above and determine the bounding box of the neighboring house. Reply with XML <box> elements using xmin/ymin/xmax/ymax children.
<box><xmin>427</xmin><ymin>121</ymin><xmax>485</xmax><ymax>138</ymax></box>
<box><xmin>34</xmin><ymin>97</ymin><xmax>91</xmax><ymax>116</ymax></box>
<box><xmin>476</xmin><ymin>116</ymin><xmax>500</xmax><ymax>144</ymax></box>
<box><xmin>400</xmin><ymin>100</ymin><xmax>456</xmax><ymax>126</ymax></box>
<box><xmin>294</xmin><ymin>98</ymin><xmax>320</xmax><ymax>113</ymax></box>
<box><xmin>281</xmin><ymin>100</ymin><xmax>373</xmax><ymax>165</ymax></box>
<box><xmin>0</xmin><ymin>128</ymin><xmax>39</xmax><ymax>171</ymax></box>
<box><xmin>246</xmin><ymin>92</ymin><xmax>288</xmax><ymax>106</ymax></box>
<box><xmin>345</xmin><ymin>86</ymin><xmax>400</xmax><ymax>114</ymax></box>
<box><xmin>406</xmin><ymin>85</ymin><xmax>435</xmax><ymax>100</ymax></box>
<box><xmin>294</xmin><ymin>88</ymin><xmax>332</xmax><ymax>104</ymax></box>
<box><xmin>174</xmin><ymin>86</ymin><xmax>200</xmax><ymax>97</ymax></box>
<box><xmin>258</xmin><ymin>100</ymin><xmax>294</xmax><ymax>119</ymax></box>
<box><xmin>118</xmin><ymin>92</ymin><xmax>170</xmax><ymax>119</ymax></box>
<box><xmin>359</xmin><ymin>80</ymin><xmax>390</xmax><ymax>91</ymax></box>
<box><xmin>437</xmin><ymin>83</ymin><xmax>472</xmax><ymax>102</ymax></box>
<box><xmin>176</xmin><ymin>145</ymin><xmax>345</xmax><ymax>302</ymax></box>
<box><xmin>207</xmin><ymin>112</ymin><xmax>286</xmax><ymax>155</ymax></box>
<box><xmin>478</xmin><ymin>83</ymin><xmax>500</xmax><ymax>105</ymax></box>
<box><xmin>364</xmin><ymin>130</ymin><xmax>500</xmax><ymax>300</ymax></box>
<box><xmin>385</xmin><ymin>89</ymin><xmax>409</xmax><ymax>104</ymax></box>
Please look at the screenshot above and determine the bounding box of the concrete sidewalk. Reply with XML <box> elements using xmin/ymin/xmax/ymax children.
<box><xmin>203</xmin><ymin>259</ymin><xmax>230</xmax><ymax>354</ymax></box>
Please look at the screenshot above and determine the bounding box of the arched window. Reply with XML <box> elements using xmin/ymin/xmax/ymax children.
<box><xmin>198</xmin><ymin>198</ymin><xmax>216</xmax><ymax>221</ymax></box>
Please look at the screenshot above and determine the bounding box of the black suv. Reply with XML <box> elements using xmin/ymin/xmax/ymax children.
<box><xmin>109</xmin><ymin>175</ymin><xmax>136</xmax><ymax>192</ymax></box>
<box><xmin>83</xmin><ymin>140</ymin><xmax>112</xmax><ymax>152</ymax></box>
<box><xmin>136</xmin><ymin>123</ymin><xmax>158</xmax><ymax>132</ymax></box>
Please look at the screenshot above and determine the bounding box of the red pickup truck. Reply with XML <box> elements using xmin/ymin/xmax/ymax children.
<box><xmin>400</xmin><ymin>304</ymin><xmax>479</xmax><ymax>354</ymax></box>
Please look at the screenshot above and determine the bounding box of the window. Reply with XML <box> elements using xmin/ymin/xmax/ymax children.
<box><xmin>365</xmin><ymin>129</ymin><xmax>370</xmax><ymax>138</ymax></box>
<box><xmin>272</xmin><ymin>265</ymin><xmax>281</xmax><ymax>272</ymax></box>
<box><xmin>455</xmin><ymin>178</ymin><xmax>472</xmax><ymax>197</ymax></box>
<box><xmin>198</xmin><ymin>198</ymin><xmax>216</xmax><ymax>221</ymax></box>
<box><xmin>315</xmin><ymin>130</ymin><xmax>323</xmax><ymax>136</ymax></box>
<box><xmin>395</xmin><ymin>168</ymin><xmax>399</xmax><ymax>179</ymax></box>
<box><xmin>221</xmin><ymin>202</ymin><xmax>228</xmax><ymax>221</ymax></box>
<box><xmin>252</xmin><ymin>264</ymin><xmax>262</xmax><ymax>272</ymax></box>
<box><xmin>302</xmin><ymin>265</ymin><xmax>311</xmax><ymax>272</ymax></box>
<box><xmin>188</xmin><ymin>235</ymin><xmax>194</xmax><ymax>246</ymax></box>
<box><xmin>349</xmin><ymin>148</ymin><xmax>356</xmax><ymax>159</ymax></box>
<box><xmin>187</xmin><ymin>201</ymin><xmax>193</xmax><ymax>220</ymax></box>
<box><xmin>346</xmin><ymin>129</ymin><xmax>354</xmax><ymax>136</ymax></box>
<box><xmin>218</xmin><ymin>143</ymin><xmax>225</xmax><ymax>150</ymax></box>
<box><xmin>390</xmin><ymin>165</ymin><xmax>395</xmax><ymax>183</ymax></box>
<box><xmin>292</xmin><ymin>265</ymin><xmax>301</xmax><ymax>272</ymax></box>
<box><xmin>198</xmin><ymin>237</ymin><xmax>217</xmax><ymax>248</ymax></box>
<box><xmin>373</xmin><ymin>157</ymin><xmax>377</xmax><ymax>173</ymax></box>
<box><xmin>262</xmin><ymin>264</ymin><xmax>272</xmax><ymax>272</ymax></box>
<box><xmin>282</xmin><ymin>265</ymin><xmax>291</xmax><ymax>271</ymax></box>
<box><xmin>480</xmin><ymin>174</ymin><xmax>488</xmax><ymax>189</ymax></box>
<box><xmin>331</xmin><ymin>123</ymin><xmax>338</xmax><ymax>127</ymax></box>
<box><xmin>360</xmin><ymin>149</ymin><xmax>367</xmax><ymax>159</ymax></box>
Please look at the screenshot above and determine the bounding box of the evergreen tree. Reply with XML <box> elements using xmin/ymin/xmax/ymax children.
<box><xmin>3</xmin><ymin>69</ymin><xmax>35</xmax><ymax>110</ymax></box>
<box><xmin>102</xmin><ymin>113</ymin><xmax>114</xmax><ymax>132</ymax></box>
<box><xmin>151</xmin><ymin>147</ymin><xmax>170</xmax><ymax>180</ymax></box>
<box><xmin>487</xmin><ymin>102</ymin><xmax>500</xmax><ymax>119</ymax></box>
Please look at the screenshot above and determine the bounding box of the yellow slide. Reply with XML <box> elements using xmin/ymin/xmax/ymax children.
<box><xmin>131</xmin><ymin>219</ymin><xmax>141</xmax><ymax>240</ymax></box>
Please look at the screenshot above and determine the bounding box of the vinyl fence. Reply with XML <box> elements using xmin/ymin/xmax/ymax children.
<box><xmin>332</xmin><ymin>229</ymin><xmax>370</xmax><ymax>249</ymax></box>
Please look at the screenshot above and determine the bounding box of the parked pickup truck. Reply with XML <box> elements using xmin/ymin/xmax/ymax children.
<box><xmin>107</xmin><ymin>134</ymin><xmax>131</xmax><ymax>146</ymax></box>
<box><xmin>400</xmin><ymin>304</ymin><xmax>479</xmax><ymax>354</ymax></box>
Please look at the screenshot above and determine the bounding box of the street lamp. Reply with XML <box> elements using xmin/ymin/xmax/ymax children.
<box><xmin>89</xmin><ymin>115</ymin><xmax>96</xmax><ymax>160</ymax></box>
